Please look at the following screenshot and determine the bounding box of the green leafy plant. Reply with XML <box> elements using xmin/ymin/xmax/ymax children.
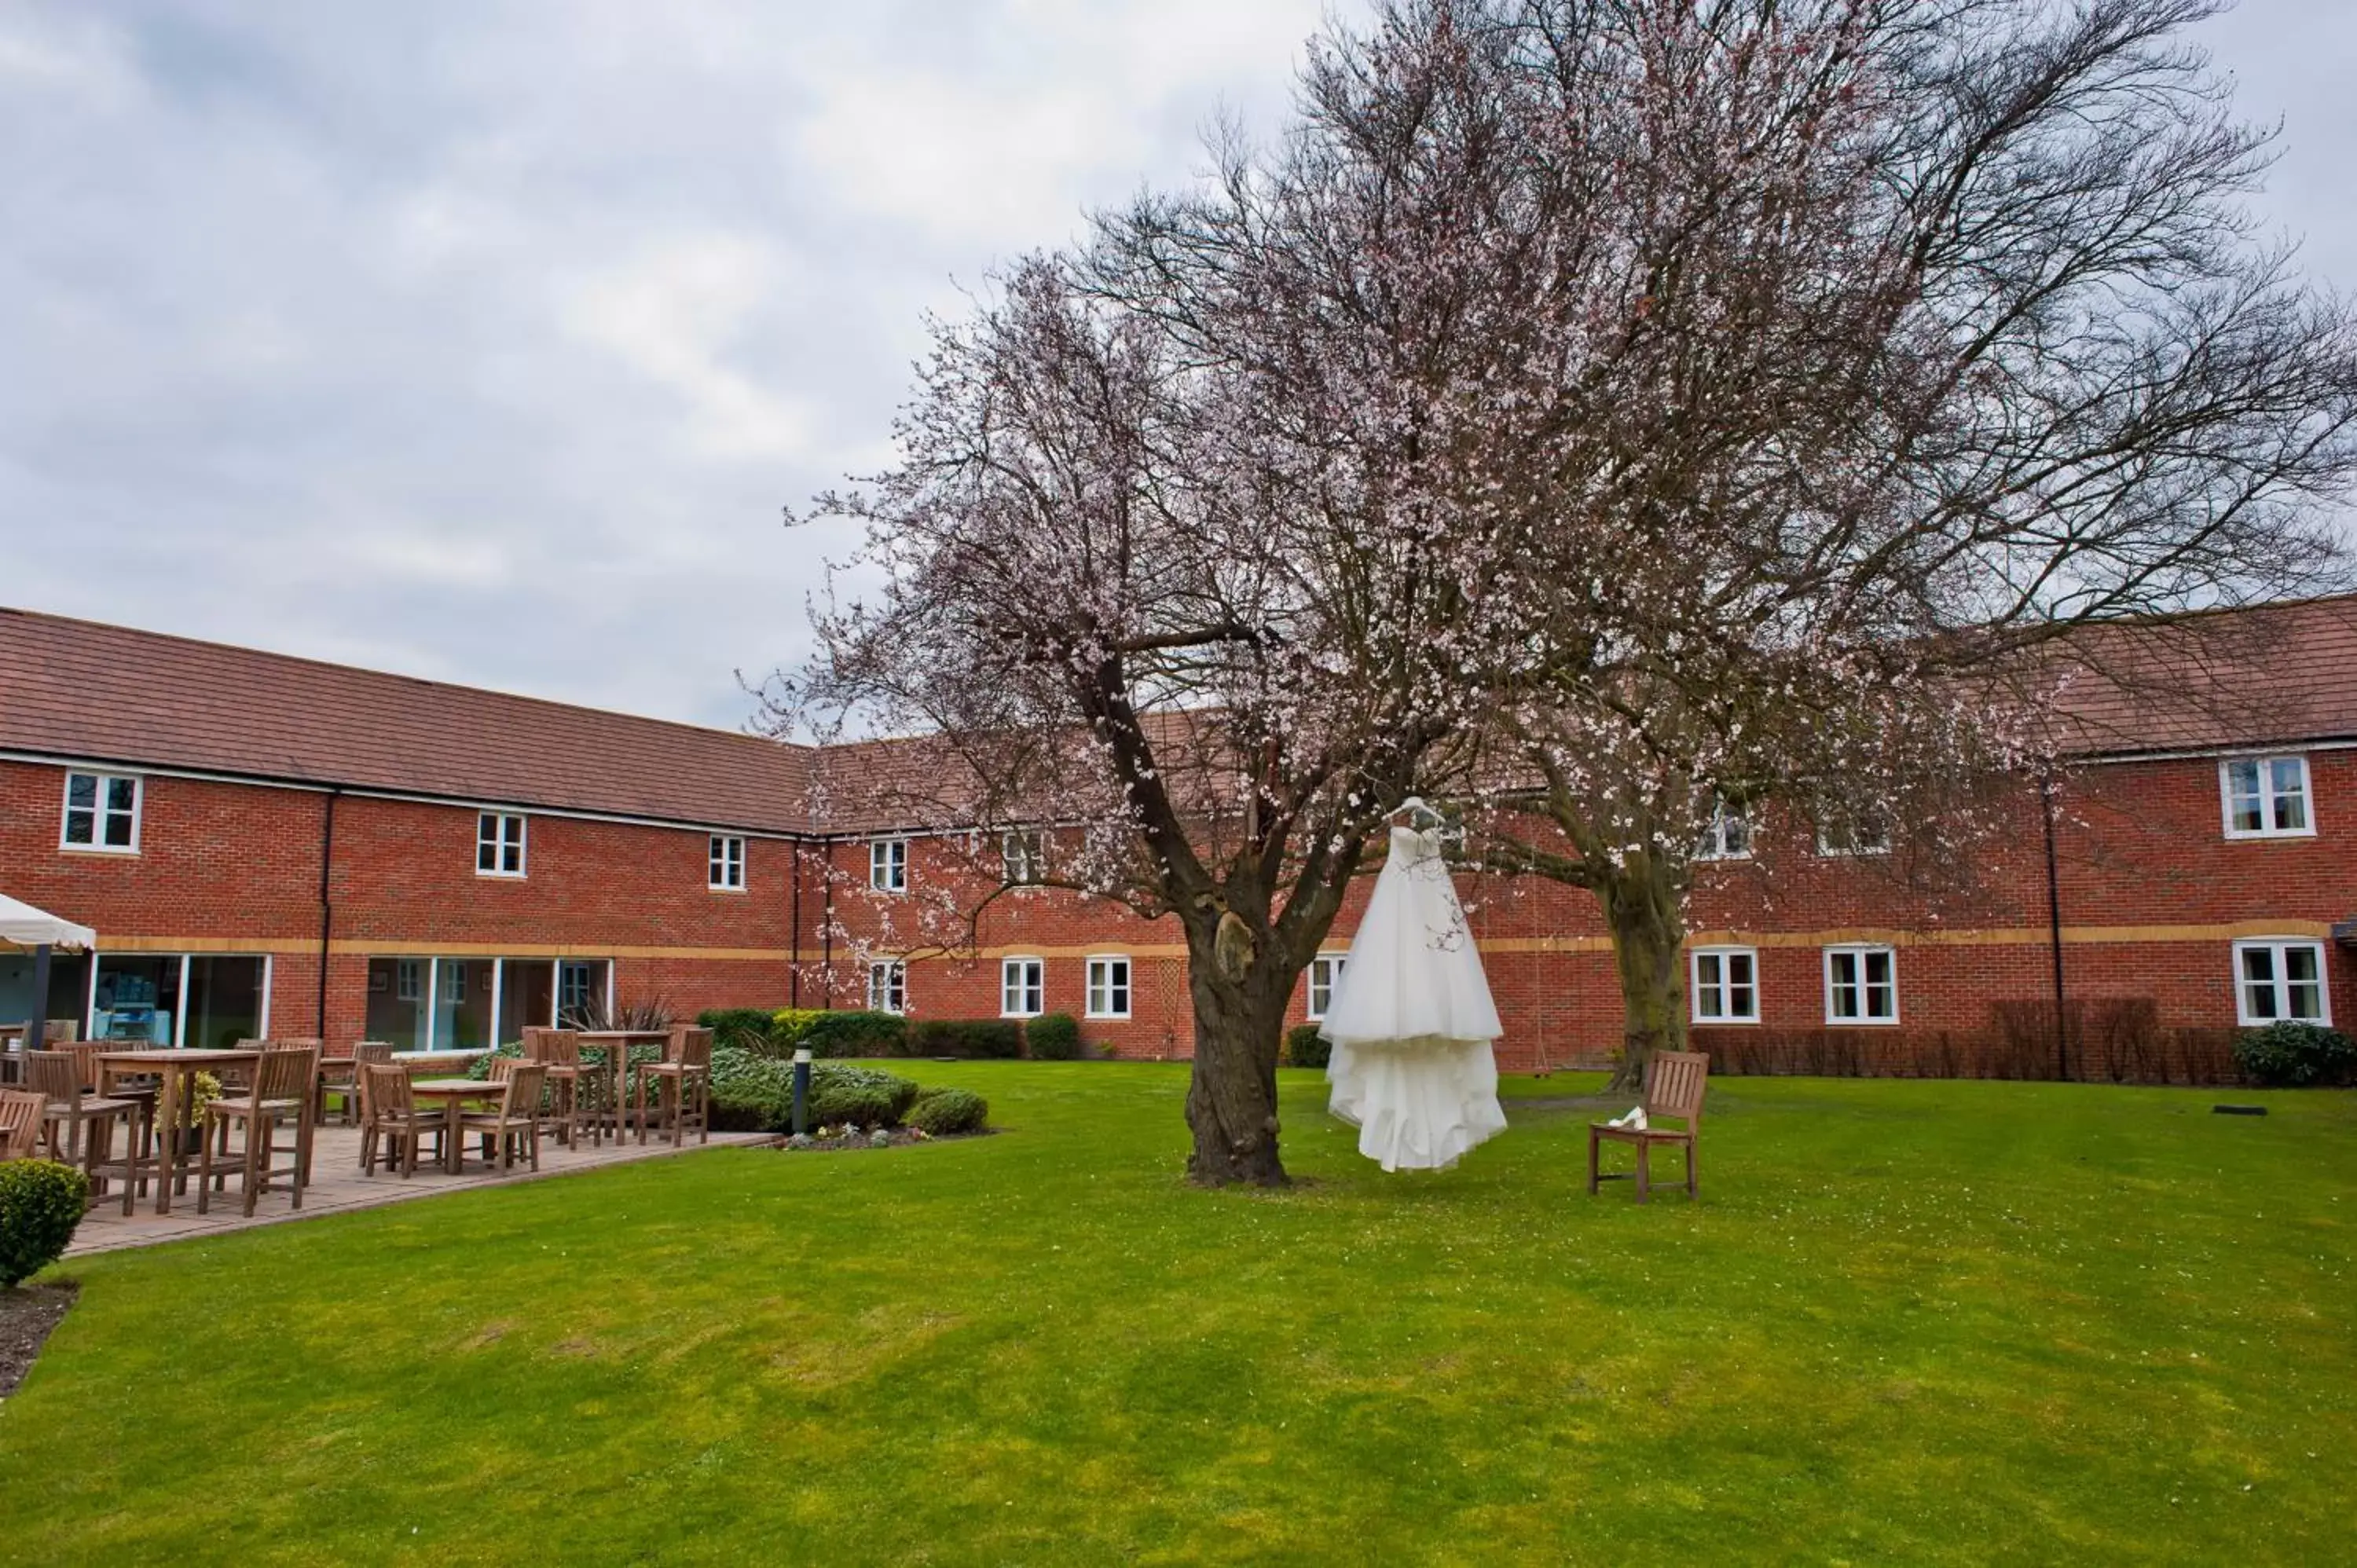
<box><xmin>706</xmin><ymin>1050</ymin><xmax>924</xmax><ymax>1131</ymax></box>
<box><xmin>0</xmin><ymin>1160</ymin><xmax>90</xmax><ymax>1288</ymax></box>
<box><xmin>696</xmin><ymin>1009</ymin><xmax>778</xmax><ymax>1055</ymax></box>
<box><xmin>1027</xmin><ymin>1013</ymin><xmax>1081</xmax><ymax>1061</ymax></box>
<box><xmin>802</xmin><ymin>1010</ymin><xmax>910</xmax><ymax>1059</ymax></box>
<box><xmin>907</xmin><ymin>1086</ymin><xmax>989</xmax><ymax>1136</ymax></box>
<box><xmin>808</xmin><ymin>1064</ymin><xmax>922</xmax><ymax>1127</ymax></box>
<box><xmin>2233</xmin><ymin>1021</ymin><xmax>2357</xmax><ymax>1086</ymax></box>
<box><xmin>1286</xmin><ymin>1024</ymin><xmax>1332</xmax><ymax>1070</ymax></box>
<box><xmin>908</xmin><ymin>1019</ymin><xmax>1024</xmax><ymax>1060</ymax></box>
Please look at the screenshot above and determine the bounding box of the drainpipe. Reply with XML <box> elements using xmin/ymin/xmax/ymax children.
<box><xmin>2040</xmin><ymin>770</ymin><xmax>2068</xmax><ymax>1080</ymax></box>
<box><xmin>316</xmin><ymin>786</ymin><xmax>341</xmax><ymax>1035</ymax></box>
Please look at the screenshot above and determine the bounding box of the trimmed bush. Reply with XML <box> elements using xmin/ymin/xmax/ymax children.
<box><xmin>769</xmin><ymin>1009</ymin><xmax>827</xmax><ymax>1054</ymax></box>
<box><xmin>1027</xmin><ymin>1013</ymin><xmax>1081</xmax><ymax>1061</ymax></box>
<box><xmin>808</xmin><ymin>1064</ymin><xmax>922</xmax><ymax>1127</ymax></box>
<box><xmin>0</xmin><ymin>1159</ymin><xmax>89</xmax><ymax>1288</ymax></box>
<box><xmin>907</xmin><ymin>1086</ymin><xmax>989</xmax><ymax>1136</ymax></box>
<box><xmin>697</xmin><ymin>1008</ymin><xmax>777</xmax><ymax>1055</ymax></box>
<box><xmin>2234</xmin><ymin>1021</ymin><xmax>2357</xmax><ymax>1086</ymax></box>
<box><xmin>909</xmin><ymin>1019</ymin><xmax>1025</xmax><ymax>1060</ymax></box>
<box><xmin>1286</xmin><ymin>1023</ymin><xmax>1332</xmax><ymax>1070</ymax></box>
<box><xmin>803</xmin><ymin>1009</ymin><xmax>911</xmax><ymax>1059</ymax></box>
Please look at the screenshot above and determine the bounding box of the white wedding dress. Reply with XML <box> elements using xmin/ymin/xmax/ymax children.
<box><xmin>1320</xmin><ymin>822</ymin><xmax>1508</xmax><ymax>1171</ymax></box>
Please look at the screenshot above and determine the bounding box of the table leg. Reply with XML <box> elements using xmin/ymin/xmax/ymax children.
<box><xmin>155</xmin><ymin>1066</ymin><xmax>183</xmax><ymax>1216</ymax></box>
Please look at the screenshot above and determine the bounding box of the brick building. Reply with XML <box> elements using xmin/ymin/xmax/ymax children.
<box><xmin>4</xmin><ymin>599</ymin><xmax>2353</xmax><ymax>1079</ymax></box>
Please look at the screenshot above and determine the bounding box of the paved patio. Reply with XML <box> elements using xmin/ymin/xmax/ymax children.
<box><xmin>66</xmin><ymin>1121</ymin><xmax>773</xmax><ymax>1255</ymax></box>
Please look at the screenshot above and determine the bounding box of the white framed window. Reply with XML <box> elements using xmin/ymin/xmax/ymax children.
<box><xmin>558</xmin><ymin>960</ymin><xmax>599</xmax><ymax>1019</ymax></box>
<box><xmin>394</xmin><ymin>958</ymin><xmax>423</xmax><ymax>1003</ymax></box>
<box><xmin>1824</xmin><ymin>945</ymin><xmax>1897</xmax><ymax>1024</ymax></box>
<box><xmin>709</xmin><ymin>834</ymin><xmax>746</xmax><ymax>890</ymax></box>
<box><xmin>1086</xmin><ymin>955</ymin><xmax>1131</xmax><ymax>1019</ymax></box>
<box><xmin>866</xmin><ymin>960</ymin><xmax>907</xmax><ymax>1015</ymax></box>
<box><xmin>2220</xmin><ymin>756</ymin><xmax>2314</xmax><ymax>839</ymax></box>
<box><xmin>1307</xmin><ymin>954</ymin><xmax>1348</xmax><ymax>1020</ymax></box>
<box><xmin>2233</xmin><ymin>939</ymin><xmax>2330</xmax><ymax>1025</ymax></box>
<box><xmin>1003</xmin><ymin>829</ymin><xmax>1047</xmax><ymax>886</ymax></box>
<box><xmin>870</xmin><ymin>837</ymin><xmax>908</xmax><ymax>892</ymax></box>
<box><xmin>1690</xmin><ymin>947</ymin><xmax>1759</xmax><ymax>1024</ymax></box>
<box><xmin>1000</xmin><ymin>956</ymin><xmax>1045</xmax><ymax>1017</ymax></box>
<box><xmin>1816</xmin><ymin>810</ymin><xmax>1890</xmax><ymax>857</ymax></box>
<box><xmin>1695</xmin><ymin>800</ymin><xmax>1751</xmax><ymax>861</ymax></box>
<box><xmin>61</xmin><ymin>771</ymin><xmax>141</xmax><ymax>853</ymax></box>
<box><xmin>477</xmin><ymin>811</ymin><xmax>526</xmax><ymax>877</ymax></box>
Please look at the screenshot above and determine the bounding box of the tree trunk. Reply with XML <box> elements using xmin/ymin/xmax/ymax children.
<box><xmin>1181</xmin><ymin>921</ymin><xmax>1292</xmax><ymax>1187</ymax></box>
<box><xmin>1599</xmin><ymin>860</ymin><xmax>1688</xmax><ymax>1093</ymax></box>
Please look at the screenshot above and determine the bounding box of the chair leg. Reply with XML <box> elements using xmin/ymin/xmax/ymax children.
<box><xmin>1687</xmin><ymin>1138</ymin><xmax>1698</xmax><ymax>1199</ymax></box>
<box><xmin>197</xmin><ymin>1114</ymin><xmax>215</xmax><ymax>1214</ymax></box>
<box><xmin>1636</xmin><ymin>1139</ymin><xmax>1651</xmax><ymax>1204</ymax></box>
<box><xmin>292</xmin><ymin>1112</ymin><xmax>311</xmax><ymax>1211</ymax></box>
<box><xmin>242</xmin><ymin>1113</ymin><xmax>267</xmax><ymax>1218</ymax></box>
<box><xmin>1585</xmin><ymin>1126</ymin><xmax>1600</xmax><ymax>1196</ymax></box>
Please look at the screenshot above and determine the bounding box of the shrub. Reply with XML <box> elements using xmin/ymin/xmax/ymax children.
<box><xmin>465</xmin><ymin>1042</ymin><xmax>524</xmax><ymax>1080</ymax></box>
<box><xmin>1286</xmin><ymin>1023</ymin><xmax>1332</xmax><ymax>1070</ymax></box>
<box><xmin>2234</xmin><ymin>1021</ymin><xmax>2357</xmax><ymax>1086</ymax></box>
<box><xmin>803</xmin><ymin>1009</ymin><xmax>911</xmax><ymax>1059</ymax></box>
<box><xmin>909</xmin><ymin>1019</ymin><xmax>1025</xmax><ymax>1060</ymax></box>
<box><xmin>907</xmin><ymin>1086</ymin><xmax>989</xmax><ymax>1136</ymax></box>
<box><xmin>808</xmin><ymin>1064</ymin><xmax>922</xmax><ymax>1127</ymax></box>
<box><xmin>697</xmin><ymin>1008</ymin><xmax>777</xmax><ymax>1055</ymax></box>
<box><xmin>708</xmin><ymin>1046</ymin><xmax>794</xmax><ymax>1130</ymax></box>
<box><xmin>770</xmin><ymin>1009</ymin><xmax>828</xmax><ymax>1054</ymax></box>
<box><xmin>1027</xmin><ymin>1013</ymin><xmax>1081</xmax><ymax>1061</ymax></box>
<box><xmin>0</xmin><ymin>1160</ymin><xmax>89</xmax><ymax>1288</ymax></box>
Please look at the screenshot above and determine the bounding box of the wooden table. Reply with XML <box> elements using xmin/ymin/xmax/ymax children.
<box><xmin>96</xmin><ymin>1047</ymin><xmax>263</xmax><ymax>1214</ymax></box>
<box><xmin>409</xmin><ymin>1078</ymin><xmax>505</xmax><ymax>1174</ymax></box>
<box><xmin>576</xmin><ymin>1030</ymin><xmax>671</xmax><ymax>1138</ymax></box>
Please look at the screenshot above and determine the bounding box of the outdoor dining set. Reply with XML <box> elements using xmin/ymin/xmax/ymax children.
<box><xmin>0</xmin><ymin>1020</ymin><xmax>714</xmax><ymax>1218</ymax></box>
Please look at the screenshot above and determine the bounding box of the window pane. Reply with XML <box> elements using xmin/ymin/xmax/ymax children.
<box><xmin>185</xmin><ymin>957</ymin><xmax>265</xmax><ymax>1052</ymax></box>
<box><xmin>2272</xmin><ymin>759</ymin><xmax>2308</xmax><ymax>830</ymax></box>
<box><xmin>105</xmin><ymin>776</ymin><xmax>136</xmax><ymax>812</ymax></box>
<box><xmin>63</xmin><ymin>808</ymin><xmax>93</xmax><ymax>844</ymax></box>
<box><xmin>68</xmin><ymin>773</ymin><xmax>95</xmax><ymax>809</ymax></box>
<box><xmin>102</xmin><ymin>806</ymin><xmax>134</xmax><ymax>847</ymax></box>
<box><xmin>93</xmin><ymin>956</ymin><xmax>181</xmax><ymax>1045</ymax></box>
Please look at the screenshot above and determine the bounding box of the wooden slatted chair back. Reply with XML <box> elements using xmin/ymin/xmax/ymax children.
<box><xmin>1642</xmin><ymin>1052</ymin><xmax>1710</xmax><ymax>1127</ymax></box>
<box><xmin>256</xmin><ymin>1046</ymin><xmax>318</xmax><ymax>1105</ymax></box>
<box><xmin>673</xmin><ymin>1028</ymin><xmax>713</xmax><ymax>1071</ymax></box>
<box><xmin>530</xmin><ymin>1029</ymin><xmax>583</xmax><ymax>1067</ymax></box>
<box><xmin>363</xmin><ymin>1064</ymin><xmax>416</xmax><ymax>1119</ymax></box>
<box><xmin>60</xmin><ymin>1040</ymin><xmax>108</xmax><ymax>1090</ymax></box>
<box><xmin>500</xmin><ymin>1062</ymin><xmax>547</xmax><ymax>1115</ymax></box>
<box><xmin>24</xmin><ymin>1051</ymin><xmax>83</xmax><ymax>1105</ymax></box>
<box><xmin>0</xmin><ymin>1088</ymin><xmax>46</xmax><ymax>1159</ymax></box>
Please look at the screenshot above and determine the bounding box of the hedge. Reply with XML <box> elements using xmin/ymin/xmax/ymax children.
<box><xmin>696</xmin><ymin>1008</ymin><xmax>778</xmax><ymax>1055</ymax></box>
<box><xmin>907</xmin><ymin>1086</ymin><xmax>989</xmax><ymax>1136</ymax></box>
<box><xmin>907</xmin><ymin>1019</ymin><xmax>1025</xmax><ymax>1059</ymax></box>
<box><xmin>1027</xmin><ymin>1013</ymin><xmax>1081</xmax><ymax>1061</ymax></box>
<box><xmin>1286</xmin><ymin>1023</ymin><xmax>1332</xmax><ymax>1070</ymax></box>
<box><xmin>1</xmin><ymin>1159</ymin><xmax>89</xmax><ymax>1288</ymax></box>
<box><xmin>2234</xmin><ymin>1021</ymin><xmax>2357</xmax><ymax>1086</ymax></box>
<box><xmin>803</xmin><ymin>1010</ymin><xmax>911</xmax><ymax>1058</ymax></box>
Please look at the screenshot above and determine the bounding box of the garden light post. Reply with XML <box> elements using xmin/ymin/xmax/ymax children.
<box><xmin>792</xmin><ymin>1047</ymin><xmax>811</xmax><ymax>1135</ymax></box>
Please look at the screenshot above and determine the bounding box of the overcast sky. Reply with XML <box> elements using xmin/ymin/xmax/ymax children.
<box><xmin>2</xmin><ymin>1</ymin><xmax>2351</xmax><ymax>732</ymax></box>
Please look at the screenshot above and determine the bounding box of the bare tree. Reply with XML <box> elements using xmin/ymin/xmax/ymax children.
<box><xmin>1404</xmin><ymin>0</ymin><xmax>2357</xmax><ymax>1086</ymax></box>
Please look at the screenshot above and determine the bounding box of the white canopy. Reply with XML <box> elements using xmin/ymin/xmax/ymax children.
<box><xmin>0</xmin><ymin>892</ymin><xmax>95</xmax><ymax>951</ymax></box>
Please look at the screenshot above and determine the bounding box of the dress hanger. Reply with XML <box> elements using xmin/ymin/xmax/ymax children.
<box><xmin>1389</xmin><ymin>796</ymin><xmax>1443</xmax><ymax>830</ymax></box>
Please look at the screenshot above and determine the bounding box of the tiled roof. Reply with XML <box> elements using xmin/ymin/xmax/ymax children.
<box><xmin>0</xmin><ymin>607</ymin><xmax>815</xmax><ymax>834</ymax></box>
<box><xmin>2045</xmin><ymin>594</ymin><xmax>2357</xmax><ymax>757</ymax></box>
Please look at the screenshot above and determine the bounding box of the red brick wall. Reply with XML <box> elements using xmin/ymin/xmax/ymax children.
<box><xmin>12</xmin><ymin>744</ymin><xmax>2351</xmax><ymax>1077</ymax></box>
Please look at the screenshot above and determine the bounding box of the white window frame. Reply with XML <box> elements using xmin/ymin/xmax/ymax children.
<box><xmin>870</xmin><ymin>837</ymin><xmax>908</xmax><ymax>892</ymax></box>
<box><xmin>1689</xmin><ymin>946</ymin><xmax>1760</xmax><ymax>1024</ymax></box>
<box><xmin>476</xmin><ymin>811</ymin><xmax>527</xmax><ymax>877</ymax></box>
<box><xmin>1695</xmin><ymin>800</ymin><xmax>1751</xmax><ymax>862</ymax></box>
<box><xmin>1003</xmin><ymin>829</ymin><xmax>1047</xmax><ymax>886</ymax></box>
<box><xmin>60</xmin><ymin>770</ymin><xmax>142</xmax><ymax>854</ymax></box>
<box><xmin>709</xmin><ymin>834</ymin><xmax>746</xmax><ymax>890</ymax></box>
<box><xmin>1816</xmin><ymin>811</ymin><xmax>1890</xmax><ymax>858</ymax></box>
<box><xmin>1307</xmin><ymin>953</ymin><xmax>1348</xmax><ymax>1021</ymax></box>
<box><xmin>2232</xmin><ymin>939</ymin><xmax>2330</xmax><ymax>1026</ymax></box>
<box><xmin>1000</xmin><ymin>956</ymin><xmax>1046</xmax><ymax>1018</ymax></box>
<box><xmin>1824</xmin><ymin>944</ymin><xmax>1898</xmax><ymax>1025</ymax></box>
<box><xmin>866</xmin><ymin>959</ymin><xmax>907</xmax><ymax>1015</ymax></box>
<box><xmin>2220</xmin><ymin>755</ymin><xmax>2315</xmax><ymax>840</ymax></box>
<box><xmin>1086</xmin><ymin>955</ymin><xmax>1132</xmax><ymax>1020</ymax></box>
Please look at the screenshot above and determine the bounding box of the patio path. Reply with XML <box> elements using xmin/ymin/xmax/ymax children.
<box><xmin>65</xmin><ymin>1121</ymin><xmax>772</xmax><ymax>1255</ymax></box>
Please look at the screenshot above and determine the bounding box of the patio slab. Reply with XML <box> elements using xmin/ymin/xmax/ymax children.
<box><xmin>64</xmin><ymin>1121</ymin><xmax>774</xmax><ymax>1255</ymax></box>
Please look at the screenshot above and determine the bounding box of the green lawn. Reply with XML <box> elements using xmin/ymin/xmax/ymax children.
<box><xmin>3</xmin><ymin>1065</ymin><xmax>2352</xmax><ymax>1565</ymax></box>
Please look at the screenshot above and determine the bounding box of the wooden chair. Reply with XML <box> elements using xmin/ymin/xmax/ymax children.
<box><xmin>0</xmin><ymin>1088</ymin><xmax>49</xmax><ymax>1160</ymax></box>
<box><xmin>24</xmin><ymin>1050</ymin><xmax>145</xmax><ymax>1214</ymax></box>
<box><xmin>341</xmin><ymin>1042</ymin><xmax>395</xmax><ymax>1160</ymax></box>
<box><xmin>1587</xmin><ymin>1051</ymin><xmax>1709</xmax><ymax>1203</ymax></box>
<box><xmin>525</xmin><ymin>1028</ymin><xmax>598</xmax><ymax>1149</ymax></box>
<box><xmin>360</xmin><ymin>1064</ymin><xmax>443</xmax><ymax>1178</ymax></box>
<box><xmin>199</xmin><ymin>1046</ymin><xmax>320</xmax><ymax>1216</ymax></box>
<box><xmin>635</xmin><ymin>1027</ymin><xmax>713</xmax><ymax>1146</ymax></box>
<box><xmin>462</xmin><ymin>1062</ymin><xmax>546</xmax><ymax>1172</ymax></box>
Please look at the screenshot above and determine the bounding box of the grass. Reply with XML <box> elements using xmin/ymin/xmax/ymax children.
<box><xmin>2</xmin><ymin>1064</ymin><xmax>2352</xmax><ymax>1565</ymax></box>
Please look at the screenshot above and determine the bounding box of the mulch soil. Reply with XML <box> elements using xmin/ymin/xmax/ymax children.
<box><xmin>0</xmin><ymin>1282</ymin><xmax>78</xmax><ymax>1399</ymax></box>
